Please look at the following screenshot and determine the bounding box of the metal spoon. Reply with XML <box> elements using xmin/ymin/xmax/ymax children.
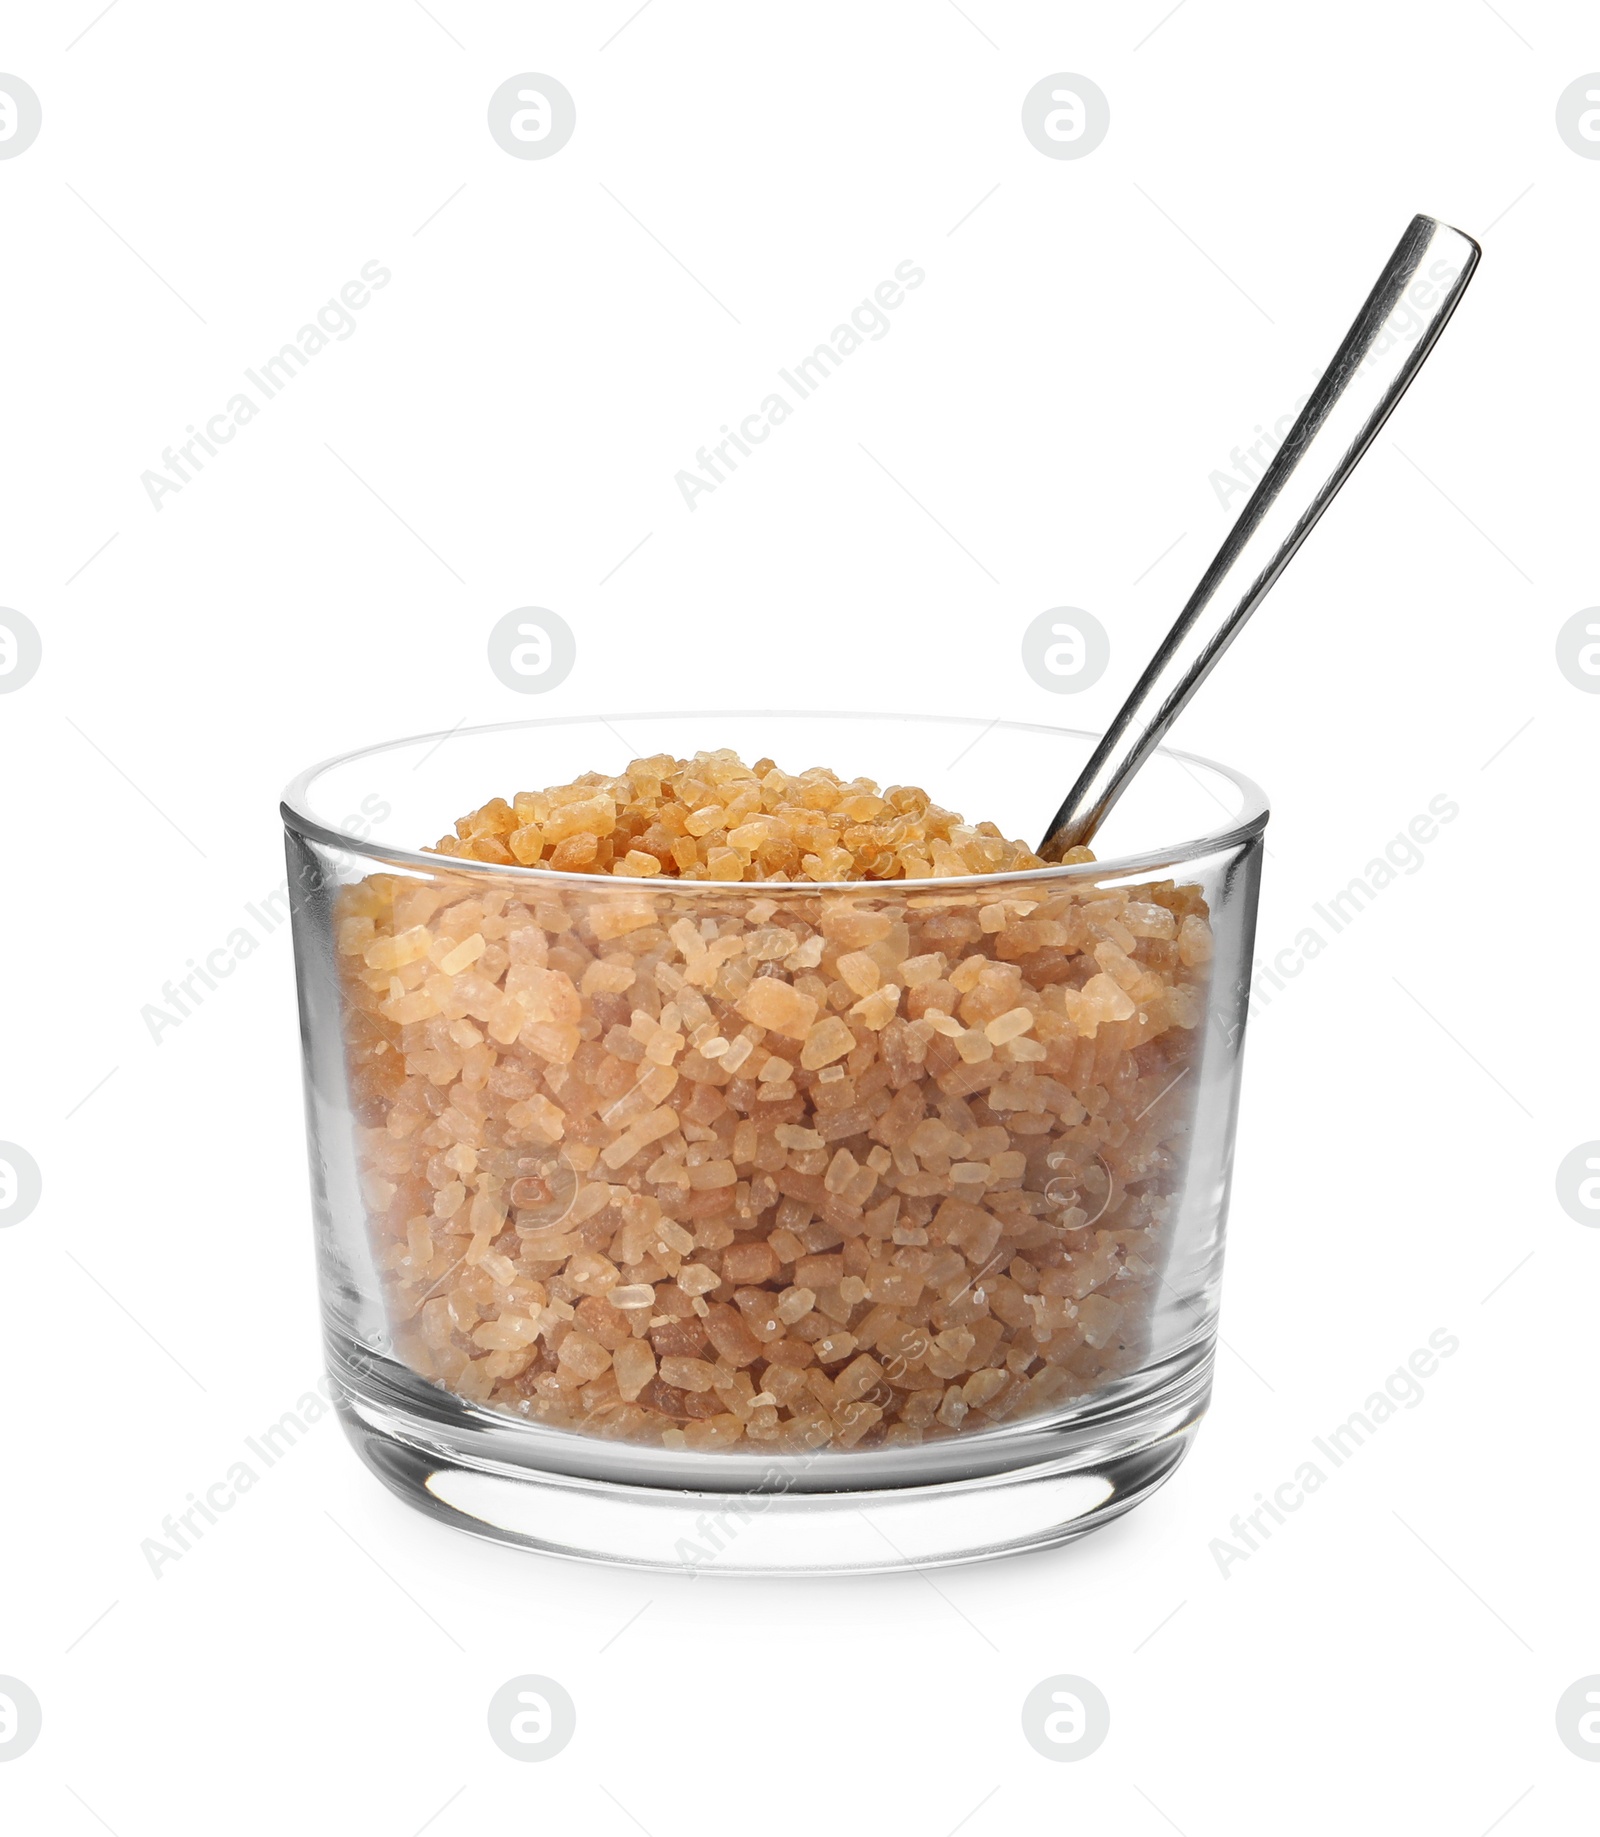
<box><xmin>1039</xmin><ymin>213</ymin><xmax>1481</xmax><ymax>859</ymax></box>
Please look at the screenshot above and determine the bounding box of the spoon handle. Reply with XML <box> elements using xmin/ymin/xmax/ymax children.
<box><xmin>1039</xmin><ymin>213</ymin><xmax>1481</xmax><ymax>859</ymax></box>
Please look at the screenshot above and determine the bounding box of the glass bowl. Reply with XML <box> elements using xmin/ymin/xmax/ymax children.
<box><xmin>282</xmin><ymin>712</ymin><xmax>1266</xmax><ymax>1572</ymax></box>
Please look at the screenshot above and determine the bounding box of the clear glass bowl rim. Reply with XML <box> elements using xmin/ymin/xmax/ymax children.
<box><xmin>280</xmin><ymin>710</ymin><xmax>1270</xmax><ymax>891</ymax></box>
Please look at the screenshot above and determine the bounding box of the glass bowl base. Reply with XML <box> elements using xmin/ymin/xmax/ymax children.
<box><xmin>332</xmin><ymin>1350</ymin><xmax>1211</xmax><ymax>1574</ymax></box>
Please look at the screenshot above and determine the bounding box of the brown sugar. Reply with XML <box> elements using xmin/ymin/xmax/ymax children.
<box><xmin>428</xmin><ymin>748</ymin><xmax>1061</xmax><ymax>881</ymax></box>
<box><xmin>338</xmin><ymin>751</ymin><xmax>1212</xmax><ymax>1451</ymax></box>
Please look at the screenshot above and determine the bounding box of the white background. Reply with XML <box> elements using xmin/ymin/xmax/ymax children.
<box><xmin>1</xmin><ymin>1</ymin><xmax>1595</xmax><ymax>1829</ymax></box>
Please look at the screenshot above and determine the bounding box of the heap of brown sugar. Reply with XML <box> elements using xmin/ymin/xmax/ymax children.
<box><xmin>429</xmin><ymin>748</ymin><xmax>1071</xmax><ymax>881</ymax></box>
